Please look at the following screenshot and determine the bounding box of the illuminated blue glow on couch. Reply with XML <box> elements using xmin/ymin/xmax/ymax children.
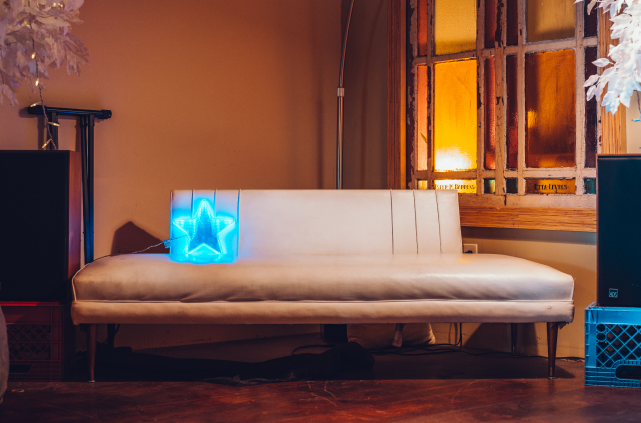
<box><xmin>171</xmin><ymin>198</ymin><xmax>236</xmax><ymax>263</ymax></box>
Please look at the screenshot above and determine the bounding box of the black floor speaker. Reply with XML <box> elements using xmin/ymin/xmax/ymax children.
<box><xmin>597</xmin><ymin>154</ymin><xmax>641</xmax><ymax>307</ymax></box>
<box><xmin>0</xmin><ymin>151</ymin><xmax>81</xmax><ymax>301</ymax></box>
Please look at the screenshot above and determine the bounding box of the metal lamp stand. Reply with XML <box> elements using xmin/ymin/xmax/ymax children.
<box><xmin>27</xmin><ymin>105</ymin><xmax>112</xmax><ymax>265</ymax></box>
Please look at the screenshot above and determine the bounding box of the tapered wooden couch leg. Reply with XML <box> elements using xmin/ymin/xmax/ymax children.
<box><xmin>547</xmin><ymin>322</ymin><xmax>560</xmax><ymax>379</ymax></box>
<box><xmin>511</xmin><ymin>323</ymin><xmax>517</xmax><ymax>356</ymax></box>
<box><xmin>88</xmin><ymin>324</ymin><xmax>96</xmax><ymax>383</ymax></box>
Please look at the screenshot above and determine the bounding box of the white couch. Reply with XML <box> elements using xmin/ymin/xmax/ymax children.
<box><xmin>72</xmin><ymin>190</ymin><xmax>574</xmax><ymax>381</ymax></box>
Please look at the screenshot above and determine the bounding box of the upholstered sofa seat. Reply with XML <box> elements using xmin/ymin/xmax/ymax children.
<box><xmin>72</xmin><ymin>253</ymin><xmax>574</xmax><ymax>324</ymax></box>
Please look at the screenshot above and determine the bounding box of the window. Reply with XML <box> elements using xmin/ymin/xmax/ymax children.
<box><xmin>408</xmin><ymin>0</ymin><xmax>599</xmax><ymax>209</ymax></box>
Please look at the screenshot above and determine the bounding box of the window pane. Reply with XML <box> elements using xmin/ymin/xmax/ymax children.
<box><xmin>506</xmin><ymin>0</ymin><xmax>518</xmax><ymax>46</ymax></box>
<box><xmin>418</xmin><ymin>180</ymin><xmax>429</xmax><ymax>190</ymax></box>
<box><xmin>526</xmin><ymin>0</ymin><xmax>575</xmax><ymax>43</ymax></box>
<box><xmin>435</xmin><ymin>179</ymin><xmax>477</xmax><ymax>193</ymax></box>
<box><xmin>435</xmin><ymin>59</ymin><xmax>477</xmax><ymax>171</ymax></box>
<box><xmin>506</xmin><ymin>55</ymin><xmax>518</xmax><ymax>169</ymax></box>
<box><xmin>485</xmin><ymin>58</ymin><xmax>496</xmax><ymax>170</ymax></box>
<box><xmin>435</xmin><ymin>0</ymin><xmax>476</xmax><ymax>55</ymax></box>
<box><xmin>525</xmin><ymin>179</ymin><xmax>576</xmax><ymax>194</ymax></box>
<box><xmin>585</xmin><ymin>47</ymin><xmax>598</xmax><ymax>168</ymax></box>
<box><xmin>418</xmin><ymin>65</ymin><xmax>429</xmax><ymax>171</ymax></box>
<box><xmin>419</xmin><ymin>0</ymin><xmax>428</xmax><ymax>56</ymax></box>
<box><xmin>485</xmin><ymin>0</ymin><xmax>497</xmax><ymax>49</ymax></box>
<box><xmin>506</xmin><ymin>178</ymin><xmax>518</xmax><ymax>194</ymax></box>
<box><xmin>484</xmin><ymin>178</ymin><xmax>496</xmax><ymax>194</ymax></box>
<box><xmin>525</xmin><ymin>50</ymin><xmax>576</xmax><ymax>168</ymax></box>
<box><xmin>584</xmin><ymin>5</ymin><xmax>597</xmax><ymax>37</ymax></box>
<box><xmin>584</xmin><ymin>178</ymin><xmax>596</xmax><ymax>194</ymax></box>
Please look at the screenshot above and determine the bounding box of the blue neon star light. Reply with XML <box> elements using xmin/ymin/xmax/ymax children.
<box><xmin>172</xmin><ymin>199</ymin><xmax>235</xmax><ymax>257</ymax></box>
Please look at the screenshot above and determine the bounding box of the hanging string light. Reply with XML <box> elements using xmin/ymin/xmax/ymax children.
<box><xmin>31</xmin><ymin>34</ymin><xmax>58</xmax><ymax>150</ymax></box>
<box><xmin>0</xmin><ymin>0</ymin><xmax>87</xmax><ymax>140</ymax></box>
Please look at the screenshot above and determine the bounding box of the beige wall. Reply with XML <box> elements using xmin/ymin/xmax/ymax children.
<box><xmin>0</xmin><ymin>0</ymin><xmax>344</xmax><ymax>349</ymax></box>
<box><xmin>342</xmin><ymin>0</ymin><xmax>388</xmax><ymax>189</ymax></box>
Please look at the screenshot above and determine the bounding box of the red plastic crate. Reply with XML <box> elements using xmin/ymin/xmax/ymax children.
<box><xmin>1</xmin><ymin>302</ymin><xmax>75</xmax><ymax>381</ymax></box>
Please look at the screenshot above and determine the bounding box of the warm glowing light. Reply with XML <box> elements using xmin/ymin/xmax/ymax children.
<box><xmin>172</xmin><ymin>199</ymin><xmax>235</xmax><ymax>257</ymax></box>
<box><xmin>527</xmin><ymin>110</ymin><xmax>537</xmax><ymax>129</ymax></box>
<box><xmin>434</xmin><ymin>59</ymin><xmax>477</xmax><ymax>172</ymax></box>
<box><xmin>434</xmin><ymin>179</ymin><xmax>477</xmax><ymax>194</ymax></box>
<box><xmin>434</xmin><ymin>147</ymin><xmax>475</xmax><ymax>172</ymax></box>
<box><xmin>35</xmin><ymin>79</ymin><xmax>39</xmax><ymax>86</ymax></box>
<box><xmin>48</xmin><ymin>122</ymin><xmax>60</xmax><ymax>127</ymax></box>
<box><xmin>31</xmin><ymin>53</ymin><xmax>35</xmax><ymax>59</ymax></box>
<box><xmin>417</xmin><ymin>66</ymin><xmax>428</xmax><ymax>171</ymax></box>
<box><xmin>30</xmin><ymin>102</ymin><xmax>40</xmax><ymax>107</ymax></box>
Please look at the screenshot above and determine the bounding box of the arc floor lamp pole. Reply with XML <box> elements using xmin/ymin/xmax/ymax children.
<box><xmin>337</xmin><ymin>0</ymin><xmax>355</xmax><ymax>189</ymax></box>
<box><xmin>323</xmin><ymin>0</ymin><xmax>356</xmax><ymax>343</ymax></box>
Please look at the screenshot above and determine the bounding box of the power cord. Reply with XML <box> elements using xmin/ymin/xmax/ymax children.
<box><xmin>71</xmin><ymin>235</ymin><xmax>189</xmax><ymax>285</ymax></box>
<box><xmin>90</xmin><ymin>235</ymin><xmax>187</xmax><ymax>263</ymax></box>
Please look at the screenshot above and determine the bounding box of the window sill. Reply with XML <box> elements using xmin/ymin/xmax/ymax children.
<box><xmin>459</xmin><ymin>206</ymin><xmax>596</xmax><ymax>232</ymax></box>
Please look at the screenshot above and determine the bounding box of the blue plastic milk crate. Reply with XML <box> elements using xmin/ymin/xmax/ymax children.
<box><xmin>585</xmin><ymin>303</ymin><xmax>641</xmax><ymax>388</ymax></box>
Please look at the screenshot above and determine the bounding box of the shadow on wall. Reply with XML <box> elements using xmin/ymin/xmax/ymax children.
<box><xmin>110</xmin><ymin>221</ymin><xmax>167</xmax><ymax>255</ymax></box>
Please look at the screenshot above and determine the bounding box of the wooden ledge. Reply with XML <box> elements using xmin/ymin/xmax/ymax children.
<box><xmin>459</xmin><ymin>206</ymin><xmax>596</xmax><ymax>232</ymax></box>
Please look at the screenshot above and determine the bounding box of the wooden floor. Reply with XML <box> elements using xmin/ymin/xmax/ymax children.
<box><xmin>1</xmin><ymin>333</ymin><xmax>640</xmax><ymax>422</ymax></box>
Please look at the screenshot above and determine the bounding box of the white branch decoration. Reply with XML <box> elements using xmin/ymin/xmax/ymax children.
<box><xmin>578</xmin><ymin>0</ymin><xmax>641</xmax><ymax>114</ymax></box>
<box><xmin>0</xmin><ymin>0</ymin><xmax>88</xmax><ymax>106</ymax></box>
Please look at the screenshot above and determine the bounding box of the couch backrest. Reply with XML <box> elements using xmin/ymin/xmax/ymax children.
<box><xmin>170</xmin><ymin>190</ymin><xmax>462</xmax><ymax>257</ymax></box>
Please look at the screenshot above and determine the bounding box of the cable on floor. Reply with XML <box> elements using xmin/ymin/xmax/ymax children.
<box><xmin>291</xmin><ymin>323</ymin><xmax>585</xmax><ymax>361</ymax></box>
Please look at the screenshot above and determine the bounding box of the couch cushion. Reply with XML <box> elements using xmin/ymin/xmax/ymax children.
<box><xmin>73</xmin><ymin>254</ymin><xmax>573</xmax><ymax>303</ymax></box>
<box><xmin>237</xmin><ymin>190</ymin><xmax>394</xmax><ymax>256</ymax></box>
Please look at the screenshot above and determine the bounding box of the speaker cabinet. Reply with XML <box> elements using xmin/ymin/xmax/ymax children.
<box><xmin>0</xmin><ymin>151</ymin><xmax>81</xmax><ymax>301</ymax></box>
<box><xmin>597</xmin><ymin>155</ymin><xmax>641</xmax><ymax>307</ymax></box>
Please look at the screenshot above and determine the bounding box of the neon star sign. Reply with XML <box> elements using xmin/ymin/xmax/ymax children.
<box><xmin>172</xmin><ymin>199</ymin><xmax>235</xmax><ymax>257</ymax></box>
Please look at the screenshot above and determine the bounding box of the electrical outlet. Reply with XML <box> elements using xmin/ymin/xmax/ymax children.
<box><xmin>463</xmin><ymin>243</ymin><xmax>478</xmax><ymax>254</ymax></box>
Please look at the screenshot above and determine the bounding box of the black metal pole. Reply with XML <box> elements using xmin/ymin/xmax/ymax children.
<box><xmin>79</xmin><ymin>116</ymin><xmax>90</xmax><ymax>264</ymax></box>
<box><xmin>87</xmin><ymin>114</ymin><xmax>95</xmax><ymax>264</ymax></box>
<box><xmin>27</xmin><ymin>105</ymin><xmax>111</xmax><ymax>266</ymax></box>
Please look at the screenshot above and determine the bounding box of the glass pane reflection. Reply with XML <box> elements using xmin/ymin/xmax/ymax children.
<box><xmin>525</xmin><ymin>50</ymin><xmax>576</xmax><ymax>168</ymax></box>
<box><xmin>526</xmin><ymin>0</ymin><xmax>575</xmax><ymax>43</ymax></box>
<box><xmin>485</xmin><ymin>58</ymin><xmax>496</xmax><ymax>170</ymax></box>
<box><xmin>434</xmin><ymin>59</ymin><xmax>477</xmax><ymax>172</ymax></box>
<box><xmin>484</xmin><ymin>179</ymin><xmax>496</xmax><ymax>194</ymax></box>
<box><xmin>435</xmin><ymin>0</ymin><xmax>477</xmax><ymax>55</ymax></box>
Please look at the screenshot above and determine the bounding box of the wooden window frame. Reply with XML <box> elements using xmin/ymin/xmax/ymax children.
<box><xmin>388</xmin><ymin>0</ymin><xmax>626</xmax><ymax>232</ymax></box>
